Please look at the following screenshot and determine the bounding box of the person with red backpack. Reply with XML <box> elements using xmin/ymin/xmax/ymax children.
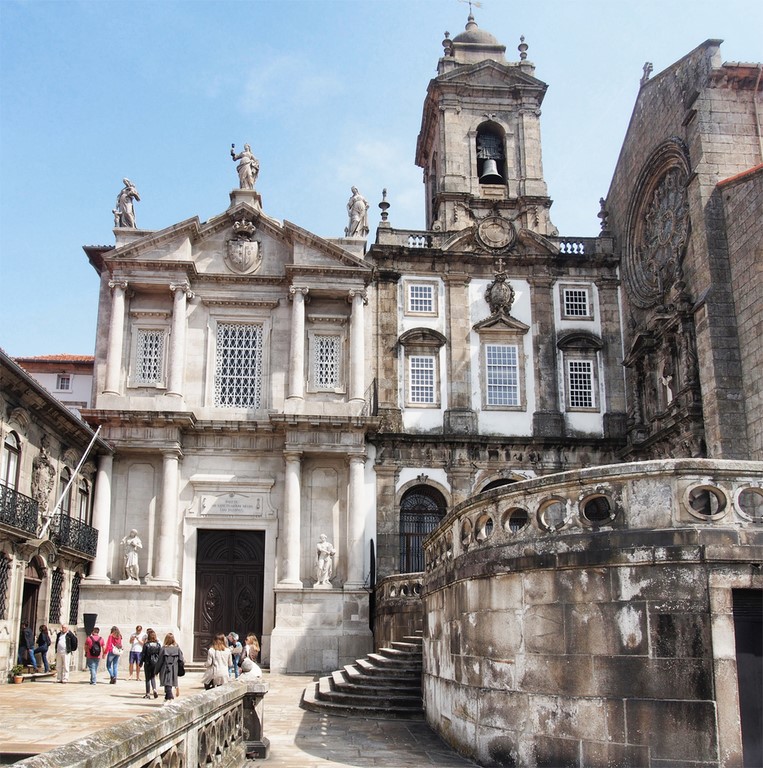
<box><xmin>85</xmin><ymin>627</ymin><xmax>103</xmax><ymax>685</ymax></box>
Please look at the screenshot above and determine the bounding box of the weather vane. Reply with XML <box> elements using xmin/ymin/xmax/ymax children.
<box><xmin>458</xmin><ymin>0</ymin><xmax>484</xmax><ymax>12</ymax></box>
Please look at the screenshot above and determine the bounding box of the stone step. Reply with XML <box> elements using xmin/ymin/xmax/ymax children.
<box><xmin>376</xmin><ymin>646</ymin><xmax>421</xmax><ymax>661</ymax></box>
<box><xmin>342</xmin><ymin>664</ymin><xmax>420</xmax><ymax>688</ymax></box>
<box><xmin>301</xmin><ymin>681</ymin><xmax>424</xmax><ymax>720</ymax></box>
<box><xmin>389</xmin><ymin>640</ymin><xmax>422</xmax><ymax>652</ymax></box>
<box><xmin>401</xmin><ymin>635</ymin><xmax>424</xmax><ymax>645</ymax></box>
<box><xmin>331</xmin><ymin>669</ymin><xmax>420</xmax><ymax>696</ymax></box>
<box><xmin>367</xmin><ymin>652</ymin><xmax>422</xmax><ymax>669</ymax></box>
<box><xmin>355</xmin><ymin>657</ymin><xmax>421</xmax><ymax>678</ymax></box>
<box><xmin>316</xmin><ymin>675</ymin><xmax>422</xmax><ymax>708</ymax></box>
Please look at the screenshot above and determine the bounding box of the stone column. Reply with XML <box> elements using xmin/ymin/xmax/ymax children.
<box><xmin>346</xmin><ymin>454</ymin><xmax>367</xmax><ymax>587</ymax></box>
<box><xmin>104</xmin><ymin>280</ymin><xmax>128</xmax><ymax>395</ymax></box>
<box><xmin>155</xmin><ymin>450</ymin><xmax>180</xmax><ymax>583</ymax></box>
<box><xmin>348</xmin><ymin>289</ymin><xmax>367</xmax><ymax>402</ymax></box>
<box><xmin>167</xmin><ymin>282</ymin><xmax>194</xmax><ymax>398</ymax></box>
<box><xmin>529</xmin><ymin>277</ymin><xmax>563</xmax><ymax>437</ymax></box>
<box><xmin>288</xmin><ymin>287</ymin><xmax>308</xmax><ymax>400</ymax></box>
<box><xmin>444</xmin><ymin>273</ymin><xmax>477</xmax><ymax>433</ymax></box>
<box><xmin>280</xmin><ymin>451</ymin><xmax>302</xmax><ymax>586</ymax></box>
<box><xmin>88</xmin><ymin>453</ymin><xmax>113</xmax><ymax>582</ymax></box>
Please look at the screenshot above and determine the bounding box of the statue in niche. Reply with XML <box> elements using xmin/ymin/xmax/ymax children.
<box><xmin>113</xmin><ymin>178</ymin><xmax>141</xmax><ymax>228</ymax></box>
<box><xmin>345</xmin><ymin>186</ymin><xmax>369</xmax><ymax>238</ymax></box>
<box><xmin>31</xmin><ymin>436</ymin><xmax>56</xmax><ymax>521</ymax></box>
<box><xmin>315</xmin><ymin>534</ymin><xmax>336</xmax><ymax>586</ymax></box>
<box><xmin>230</xmin><ymin>143</ymin><xmax>259</xmax><ymax>189</ymax></box>
<box><xmin>120</xmin><ymin>529</ymin><xmax>143</xmax><ymax>582</ymax></box>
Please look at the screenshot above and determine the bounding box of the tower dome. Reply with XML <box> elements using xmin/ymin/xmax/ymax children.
<box><xmin>447</xmin><ymin>13</ymin><xmax>506</xmax><ymax>65</ymax></box>
<box><xmin>452</xmin><ymin>13</ymin><xmax>502</xmax><ymax>46</ymax></box>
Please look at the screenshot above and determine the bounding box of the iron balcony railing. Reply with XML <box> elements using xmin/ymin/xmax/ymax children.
<box><xmin>0</xmin><ymin>484</ymin><xmax>39</xmax><ymax>535</ymax></box>
<box><xmin>51</xmin><ymin>513</ymin><xmax>99</xmax><ymax>557</ymax></box>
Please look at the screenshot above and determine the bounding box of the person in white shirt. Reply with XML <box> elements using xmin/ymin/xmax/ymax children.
<box><xmin>54</xmin><ymin>624</ymin><xmax>78</xmax><ymax>683</ymax></box>
<box><xmin>128</xmin><ymin>624</ymin><xmax>147</xmax><ymax>681</ymax></box>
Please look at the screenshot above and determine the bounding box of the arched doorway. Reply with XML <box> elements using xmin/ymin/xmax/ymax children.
<box><xmin>399</xmin><ymin>485</ymin><xmax>446</xmax><ymax>573</ymax></box>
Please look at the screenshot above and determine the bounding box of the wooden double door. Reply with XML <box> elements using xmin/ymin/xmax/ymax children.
<box><xmin>193</xmin><ymin>530</ymin><xmax>265</xmax><ymax>661</ymax></box>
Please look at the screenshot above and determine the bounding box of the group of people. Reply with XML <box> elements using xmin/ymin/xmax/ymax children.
<box><xmin>201</xmin><ymin>631</ymin><xmax>261</xmax><ymax>689</ymax></box>
<box><xmin>84</xmin><ymin>624</ymin><xmax>183</xmax><ymax>701</ymax></box>
<box><xmin>19</xmin><ymin>620</ymin><xmax>260</xmax><ymax>699</ymax></box>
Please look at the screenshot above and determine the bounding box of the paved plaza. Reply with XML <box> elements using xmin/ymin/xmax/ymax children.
<box><xmin>0</xmin><ymin>668</ymin><xmax>476</xmax><ymax>767</ymax></box>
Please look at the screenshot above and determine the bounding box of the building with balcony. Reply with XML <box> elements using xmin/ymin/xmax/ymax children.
<box><xmin>0</xmin><ymin>349</ymin><xmax>109</xmax><ymax>674</ymax></box>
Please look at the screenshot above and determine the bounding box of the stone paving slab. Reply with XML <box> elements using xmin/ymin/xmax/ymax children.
<box><xmin>0</xmin><ymin>668</ymin><xmax>476</xmax><ymax>767</ymax></box>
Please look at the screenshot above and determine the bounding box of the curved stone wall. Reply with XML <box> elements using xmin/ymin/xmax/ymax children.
<box><xmin>422</xmin><ymin>459</ymin><xmax>763</xmax><ymax>767</ymax></box>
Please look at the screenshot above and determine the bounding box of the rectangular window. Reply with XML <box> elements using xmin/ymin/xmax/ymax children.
<box><xmin>409</xmin><ymin>355</ymin><xmax>435</xmax><ymax>404</ymax></box>
<box><xmin>486</xmin><ymin>344</ymin><xmax>519</xmax><ymax>406</ymax></box>
<box><xmin>56</xmin><ymin>374</ymin><xmax>71</xmax><ymax>391</ymax></box>
<box><xmin>406</xmin><ymin>283</ymin><xmax>436</xmax><ymax>315</ymax></box>
<box><xmin>562</xmin><ymin>287</ymin><xmax>591</xmax><ymax>318</ymax></box>
<box><xmin>135</xmin><ymin>329</ymin><xmax>165</xmax><ymax>385</ymax></box>
<box><xmin>567</xmin><ymin>359</ymin><xmax>594</xmax><ymax>408</ymax></box>
<box><xmin>313</xmin><ymin>334</ymin><xmax>341</xmax><ymax>389</ymax></box>
<box><xmin>214</xmin><ymin>323</ymin><xmax>263</xmax><ymax>408</ymax></box>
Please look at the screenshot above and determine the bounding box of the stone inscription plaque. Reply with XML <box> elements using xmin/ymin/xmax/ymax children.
<box><xmin>202</xmin><ymin>492</ymin><xmax>273</xmax><ymax>518</ymax></box>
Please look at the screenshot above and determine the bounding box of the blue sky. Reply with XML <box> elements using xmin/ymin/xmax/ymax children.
<box><xmin>1</xmin><ymin>0</ymin><xmax>760</xmax><ymax>357</ymax></box>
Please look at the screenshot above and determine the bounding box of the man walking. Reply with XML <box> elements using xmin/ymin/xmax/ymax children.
<box><xmin>18</xmin><ymin>621</ymin><xmax>37</xmax><ymax>671</ymax></box>
<box><xmin>85</xmin><ymin>626</ymin><xmax>103</xmax><ymax>685</ymax></box>
<box><xmin>54</xmin><ymin>624</ymin><xmax>78</xmax><ymax>683</ymax></box>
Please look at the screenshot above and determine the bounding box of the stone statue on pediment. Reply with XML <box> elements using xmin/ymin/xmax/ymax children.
<box><xmin>345</xmin><ymin>186</ymin><xmax>369</xmax><ymax>238</ymax></box>
<box><xmin>113</xmin><ymin>178</ymin><xmax>140</xmax><ymax>228</ymax></box>
<box><xmin>231</xmin><ymin>143</ymin><xmax>259</xmax><ymax>189</ymax></box>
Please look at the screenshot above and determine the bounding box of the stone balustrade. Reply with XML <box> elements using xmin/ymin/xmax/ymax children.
<box><xmin>374</xmin><ymin>573</ymin><xmax>425</xmax><ymax>651</ymax></box>
<box><xmin>15</xmin><ymin>678</ymin><xmax>269</xmax><ymax>768</ymax></box>
<box><xmin>421</xmin><ymin>458</ymin><xmax>763</xmax><ymax>767</ymax></box>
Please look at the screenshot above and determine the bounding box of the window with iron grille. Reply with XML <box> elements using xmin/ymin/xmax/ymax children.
<box><xmin>407</xmin><ymin>283</ymin><xmax>435</xmax><ymax>314</ymax></box>
<box><xmin>49</xmin><ymin>568</ymin><xmax>64</xmax><ymax>624</ymax></box>
<box><xmin>313</xmin><ymin>335</ymin><xmax>341</xmax><ymax>389</ymax></box>
<box><xmin>399</xmin><ymin>486</ymin><xmax>447</xmax><ymax>573</ymax></box>
<box><xmin>214</xmin><ymin>323</ymin><xmax>263</xmax><ymax>408</ymax></box>
<box><xmin>68</xmin><ymin>572</ymin><xmax>81</xmax><ymax>626</ymax></box>
<box><xmin>567</xmin><ymin>359</ymin><xmax>594</xmax><ymax>408</ymax></box>
<box><xmin>135</xmin><ymin>329</ymin><xmax>165</xmax><ymax>385</ymax></box>
<box><xmin>409</xmin><ymin>355</ymin><xmax>435</xmax><ymax>404</ymax></box>
<box><xmin>563</xmin><ymin>288</ymin><xmax>590</xmax><ymax>318</ymax></box>
<box><xmin>485</xmin><ymin>344</ymin><xmax>519</xmax><ymax>406</ymax></box>
<box><xmin>0</xmin><ymin>556</ymin><xmax>10</xmax><ymax>619</ymax></box>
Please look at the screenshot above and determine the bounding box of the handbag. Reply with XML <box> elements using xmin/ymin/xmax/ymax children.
<box><xmin>113</xmin><ymin>645</ymin><xmax>123</xmax><ymax>655</ymax></box>
<box><xmin>177</xmin><ymin>658</ymin><xmax>185</xmax><ymax>677</ymax></box>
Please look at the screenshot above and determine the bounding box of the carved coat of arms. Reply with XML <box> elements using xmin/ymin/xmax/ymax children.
<box><xmin>225</xmin><ymin>219</ymin><xmax>262</xmax><ymax>275</ymax></box>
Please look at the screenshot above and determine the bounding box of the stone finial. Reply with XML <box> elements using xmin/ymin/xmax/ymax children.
<box><xmin>640</xmin><ymin>62</ymin><xmax>653</xmax><ymax>86</ymax></box>
<box><xmin>518</xmin><ymin>35</ymin><xmax>528</xmax><ymax>61</ymax></box>
<box><xmin>378</xmin><ymin>188</ymin><xmax>390</xmax><ymax>223</ymax></box>
<box><xmin>442</xmin><ymin>31</ymin><xmax>453</xmax><ymax>57</ymax></box>
<box><xmin>598</xmin><ymin>197</ymin><xmax>610</xmax><ymax>233</ymax></box>
<box><xmin>113</xmin><ymin>178</ymin><xmax>140</xmax><ymax>228</ymax></box>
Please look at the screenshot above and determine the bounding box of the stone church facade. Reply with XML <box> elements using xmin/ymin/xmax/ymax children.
<box><xmin>60</xmin><ymin>12</ymin><xmax>761</xmax><ymax>766</ymax></box>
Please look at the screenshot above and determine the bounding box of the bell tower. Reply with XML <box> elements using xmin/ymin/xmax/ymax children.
<box><xmin>415</xmin><ymin>14</ymin><xmax>556</xmax><ymax>236</ymax></box>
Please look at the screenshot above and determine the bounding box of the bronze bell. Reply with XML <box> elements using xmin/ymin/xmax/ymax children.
<box><xmin>479</xmin><ymin>158</ymin><xmax>503</xmax><ymax>184</ymax></box>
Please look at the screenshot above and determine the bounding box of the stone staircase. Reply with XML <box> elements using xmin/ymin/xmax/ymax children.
<box><xmin>300</xmin><ymin>633</ymin><xmax>423</xmax><ymax>719</ymax></box>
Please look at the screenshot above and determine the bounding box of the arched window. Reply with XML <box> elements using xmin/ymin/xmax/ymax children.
<box><xmin>77</xmin><ymin>479</ymin><xmax>90</xmax><ymax>523</ymax></box>
<box><xmin>476</xmin><ymin>122</ymin><xmax>506</xmax><ymax>184</ymax></box>
<box><xmin>2</xmin><ymin>432</ymin><xmax>20</xmax><ymax>490</ymax></box>
<box><xmin>399</xmin><ymin>485</ymin><xmax>447</xmax><ymax>573</ymax></box>
<box><xmin>59</xmin><ymin>467</ymin><xmax>72</xmax><ymax>516</ymax></box>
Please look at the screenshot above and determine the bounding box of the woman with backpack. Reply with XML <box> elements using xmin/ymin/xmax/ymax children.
<box><xmin>139</xmin><ymin>628</ymin><xmax>161</xmax><ymax>699</ymax></box>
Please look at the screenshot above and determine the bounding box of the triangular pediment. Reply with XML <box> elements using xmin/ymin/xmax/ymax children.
<box><xmin>435</xmin><ymin>59</ymin><xmax>547</xmax><ymax>90</ymax></box>
<box><xmin>440</xmin><ymin>226</ymin><xmax>560</xmax><ymax>257</ymax></box>
<box><xmin>473</xmin><ymin>312</ymin><xmax>530</xmax><ymax>334</ymax></box>
<box><xmin>88</xmin><ymin>200</ymin><xmax>371</xmax><ymax>281</ymax></box>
